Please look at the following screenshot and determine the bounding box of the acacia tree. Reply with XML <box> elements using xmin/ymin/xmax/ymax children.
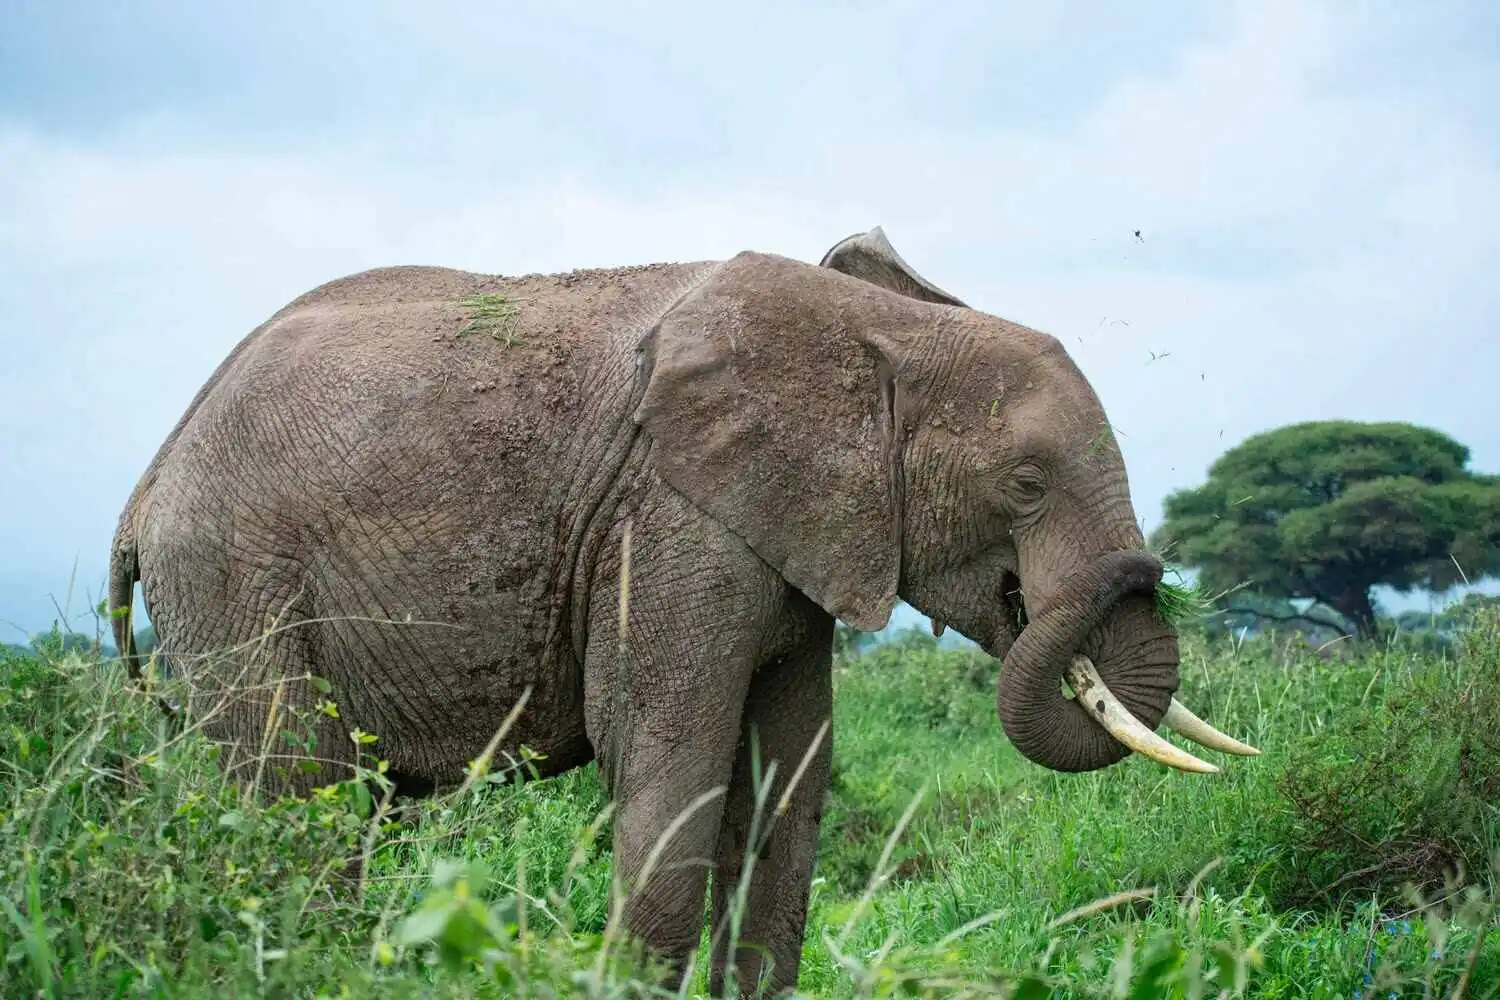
<box><xmin>1150</xmin><ymin>421</ymin><xmax>1500</xmax><ymax>640</ymax></box>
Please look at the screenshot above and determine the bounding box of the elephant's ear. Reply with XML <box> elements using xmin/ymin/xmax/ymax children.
<box><xmin>635</xmin><ymin>251</ymin><xmax>912</xmax><ymax>631</ymax></box>
<box><xmin>819</xmin><ymin>226</ymin><xmax>968</xmax><ymax>307</ymax></box>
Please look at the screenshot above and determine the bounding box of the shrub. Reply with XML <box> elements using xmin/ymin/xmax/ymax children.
<box><xmin>1259</xmin><ymin>613</ymin><xmax>1500</xmax><ymax>911</ymax></box>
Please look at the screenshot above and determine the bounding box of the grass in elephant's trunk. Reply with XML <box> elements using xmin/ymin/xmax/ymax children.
<box><xmin>1152</xmin><ymin>577</ymin><xmax>1213</xmax><ymax>628</ymax></box>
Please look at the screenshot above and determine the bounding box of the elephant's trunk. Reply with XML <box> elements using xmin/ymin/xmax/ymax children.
<box><xmin>996</xmin><ymin>550</ymin><xmax>1175</xmax><ymax>773</ymax></box>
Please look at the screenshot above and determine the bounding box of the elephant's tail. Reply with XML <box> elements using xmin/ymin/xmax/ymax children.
<box><xmin>108</xmin><ymin>506</ymin><xmax>142</xmax><ymax>681</ymax></box>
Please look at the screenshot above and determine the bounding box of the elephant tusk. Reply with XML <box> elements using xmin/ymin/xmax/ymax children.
<box><xmin>1063</xmin><ymin>656</ymin><xmax>1219</xmax><ymax>774</ymax></box>
<box><xmin>1162</xmin><ymin>699</ymin><xmax>1261</xmax><ymax>756</ymax></box>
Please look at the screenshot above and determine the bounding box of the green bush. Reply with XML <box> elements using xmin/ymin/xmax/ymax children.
<box><xmin>1266</xmin><ymin>658</ymin><xmax>1500</xmax><ymax>909</ymax></box>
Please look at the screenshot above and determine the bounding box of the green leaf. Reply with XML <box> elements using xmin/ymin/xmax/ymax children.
<box><xmin>438</xmin><ymin>902</ymin><xmax>496</xmax><ymax>960</ymax></box>
<box><xmin>394</xmin><ymin>901</ymin><xmax>455</xmax><ymax>946</ymax></box>
<box><xmin>352</xmin><ymin>780</ymin><xmax>373</xmax><ymax>818</ymax></box>
<box><xmin>1212</xmin><ymin>944</ymin><xmax>1238</xmax><ymax>986</ymax></box>
<box><xmin>1011</xmin><ymin>975</ymin><xmax>1054</xmax><ymax>999</ymax></box>
<box><xmin>430</xmin><ymin>858</ymin><xmax>467</xmax><ymax>888</ymax></box>
<box><xmin>1129</xmin><ymin>940</ymin><xmax>1185</xmax><ymax>998</ymax></box>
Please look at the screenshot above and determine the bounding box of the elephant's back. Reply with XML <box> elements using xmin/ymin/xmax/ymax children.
<box><xmin>148</xmin><ymin>257</ymin><xmax>722</xmax><ymax>543</ymax></box>
<box><xmin>265</xmin><ymin>259</ymin><xmax>720</xmax><ymax>356</ymax></box>
<box><xmin>228</xmin><ymin>260</ymin><xmax>722</xmax><ymax>410</ymax></box>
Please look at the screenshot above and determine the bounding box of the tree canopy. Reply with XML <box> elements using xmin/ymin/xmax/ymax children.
<box><xmin>1150</xmin><ymin>421</ymin><xmax>1500</xmax><ymax>639</ymax></box>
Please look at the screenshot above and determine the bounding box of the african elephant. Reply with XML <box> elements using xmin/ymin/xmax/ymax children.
<box><xmin>107</xmin><ymin>227</ymin><xmax>1254</xmax><ymax>995</ymax></box>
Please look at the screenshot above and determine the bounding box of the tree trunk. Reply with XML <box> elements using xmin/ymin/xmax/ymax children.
<box><xmin>1328</xmin><ymin>587</ymin><xmax>1379</xmax><ymax>640</ymax></box>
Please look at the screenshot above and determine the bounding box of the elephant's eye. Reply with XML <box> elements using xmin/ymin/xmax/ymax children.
<box><xmin>1011</xmin><ymin>466</ymin><xmax>1048</xmax><ymax>501</ymax></box>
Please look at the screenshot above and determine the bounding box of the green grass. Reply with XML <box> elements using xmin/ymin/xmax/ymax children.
<box><xmin>3</xmin><ymin>616</ymin><xmax>1500</xmax><ymax>997</ymax></box>
<box><xmin>455</xmin><ymin>292</ymin><xmax>523</xmax><ymax>346</ymax></box>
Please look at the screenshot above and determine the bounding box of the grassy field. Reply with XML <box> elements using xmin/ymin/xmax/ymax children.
<box><xmin>3</xmin><ymin>614</ymin><xmax>1499</xmax><ymax>997</ymax></box>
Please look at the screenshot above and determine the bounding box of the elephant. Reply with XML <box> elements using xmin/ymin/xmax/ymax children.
<box><xmin>107</xmin><ymin>226</ymin><xmax>1255</xmax><ymax>996</ymax></box>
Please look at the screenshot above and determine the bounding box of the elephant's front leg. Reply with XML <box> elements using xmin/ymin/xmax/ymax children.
<box><xmin>709</xmin><ymin>602</ymin><xmax>835</xmax><ymax>998</ymax></box>
<box><xmin>583</xmin><ymin>501</ymin><xmax>786</xmax><ymax>990</ymax></box>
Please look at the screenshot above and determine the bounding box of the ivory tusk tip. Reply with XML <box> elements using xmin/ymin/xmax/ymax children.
<box><xmin>1175</xmin><ymin>757</ymin><xmax>1220</xmax><ymax>774</ymax></box>
<box><xmin>1161</xmin><ymin>698</ymin><xmax>1262</xmax><ymax>757</ymax></box>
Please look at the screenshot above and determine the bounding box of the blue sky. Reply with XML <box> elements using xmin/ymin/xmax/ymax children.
<box><xmin>2</xmin><ymin>1</ymin><xmax>1498</xmax><ymax>639</ymax></box>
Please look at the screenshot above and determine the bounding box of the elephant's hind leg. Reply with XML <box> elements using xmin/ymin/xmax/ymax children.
<box><xmin>177</xmin><ymin>602</ymin><xmax>380</xmax><ymax>898</ymax></box>
<box><xmin>177</xmin><ymin>597</ymin><xmax>360</xmax><ymax>803</ymax></box>
<box><xmin>709</xmin><ymin>599</ymin><xmax>835</xmax><ymax>998</ymax></box>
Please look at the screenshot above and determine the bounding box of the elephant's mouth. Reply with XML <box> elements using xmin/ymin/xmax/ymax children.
<box><xmin>991</xmin><ymin>571</ymin><xmax>1026</xmax><ymax>659</ymax></box>
<box><xmin>993</xmin><ymin>552</ymin><xmax>1259</xmax><ymax>774</ymax></box>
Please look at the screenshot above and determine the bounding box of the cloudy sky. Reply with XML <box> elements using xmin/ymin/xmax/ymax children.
<box><xmin>2</xmin><ymin>1</ymin><xmax>1497</xmax><ymax>639</ymax></box>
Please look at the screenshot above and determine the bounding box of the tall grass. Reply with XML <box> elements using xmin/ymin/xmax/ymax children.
<box><xmin>2</xmin><ymin>613</ymin><xmax>1498</xmax><ymax>997</ymax></box>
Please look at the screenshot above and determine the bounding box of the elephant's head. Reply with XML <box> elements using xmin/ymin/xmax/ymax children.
<box><xmin>634</xmin><ymin>228</ymin><xmax>1254</xmax><ymax>774</ymax></box>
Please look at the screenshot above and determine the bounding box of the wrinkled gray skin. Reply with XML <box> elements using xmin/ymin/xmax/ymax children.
<box><xmin>109</xmin><ymin>229</ymin><xmax>1179</xmax><ymax>996</ymax></box>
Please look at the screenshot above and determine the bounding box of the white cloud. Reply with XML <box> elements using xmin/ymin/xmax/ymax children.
<box><xmin>738</xmin><ymin>1</ymin><xmax>1500</xmax><ymax>522</ymax></box>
